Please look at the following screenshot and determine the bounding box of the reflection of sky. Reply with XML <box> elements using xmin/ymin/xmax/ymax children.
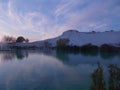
<box><xmin>0</xmin><ymin>51</ymin><xmax>119</xmax><ymax>90</ymax></box>
<box><xmin>0</xmin><ymin>53</ymin><xmax>92</xmax><ymax>90</ymax></box>
<box><xmin>0</xmin><ymin>0</ymin><xmax>120</xmax><ymax>41</ymax></box>
<box><xmin>0</xmin><ymin>50</ymin><xmax>120</xmax><ymax>65</ymax></box>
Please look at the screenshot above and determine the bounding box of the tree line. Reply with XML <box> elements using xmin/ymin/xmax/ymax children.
<box><xmin>2</xmin><ymin>36</ymin><xmax>29</xmax><ymax>43</ymax></box>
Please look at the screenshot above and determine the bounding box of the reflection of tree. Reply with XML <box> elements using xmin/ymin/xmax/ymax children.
<box><xmin>100</xmin><ymin>52</ymin><xmax>116</xmax><ymax>60</ymax></box>
<box><xmin>91</xmin><ymin>62</ymin><xmax>106</xmax><ymax>90</ymax></box>
<box><xmin>56</xmin><ymin>50</ymin><xmax>69</xmax><ymax>62</ymax></box>
<box><xmin>1</xmin><ymin>52</ymin><xmax>16</xmax><ymax>61</ymax></box>
<box><xmin>108</xmin><ymin>64</ymin><xmax>120</xmax><ymax>90</ymax></box>
<box><xmin>91</xmin><ymin>63</ymin><xmax>120</xmax><ymax>90</ymax></box>
<box><xmin>81</xmin><ymin>51</ymin><xmax>99</xmax><ymax>57</ymax></box>
<box><xmin>15</xmin><ymin>50</ymin><xmax>29</xmax><ymax>60</ymax></box>
<box><xmin>0</xmin><ymin>50</ymin><xmax>29</xmax><ymax>61</ymax></box>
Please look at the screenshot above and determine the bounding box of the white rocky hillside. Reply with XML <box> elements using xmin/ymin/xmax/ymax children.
<box><xmin>33</xmin><ymin>30</ymin><xmax>120</xmax><ymax>47</ymax></box>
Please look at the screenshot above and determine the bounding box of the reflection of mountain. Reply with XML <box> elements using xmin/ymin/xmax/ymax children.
<box><xmin>55</xmin><ymin>51</ymin><xmax>120</xmax><ymax>66</ymax></box>
<box><xmin>0</xmin><ymin>50</ymin><xmax>119</xmax><ymax>90</ymax></box>
<box><xmin>0</xmin><ymin>51</ymin><xmax>93</xmax><ymax>90</ymax></box>
<box><xmin>0</xmin><ymin>50</ymin><xmax>119</xmax><ymax>65</ymax></box>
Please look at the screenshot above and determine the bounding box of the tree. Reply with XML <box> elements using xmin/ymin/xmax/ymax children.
<box><xmin>92</xmin><ymin>31</ymin><xmax>96</xmax><ymax>33</ymax></box>
<box><xmin>56</xmin><ymin>38</ymin><xmax>69</xmax><ymax>47</ymax></box>
<box><xmin>16</xmin><ymin>36</ymin><xmax>25</xmax><ymax>43</ymax></box>
<box><xmin>2</xmin><ymin>36</ymin><xmax>16</xmax><ymax>43</ymax></box>
<box><xmin>25</xmin><ymin>38</ymin><xmax>29</xmax><ymax>43</ymax></box>
<box><xmin>108</xmin><ymin>64</ymin><xmax>120</xmax><ymax>90</ymax></box>
<box><xmin>44</xmin><ymin>41</ymin><xmax>52</xmax><ymax>48</ymax></box>
<box><xmin>91</xmin><ymin>62</ymin><xmax>106</xmax><ymax>90</ymax></box>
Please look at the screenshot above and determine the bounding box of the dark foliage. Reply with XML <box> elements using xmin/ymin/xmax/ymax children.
<box><xmin>80</xmin><ymin>44</ymin><xmax>99</xmax><ymax>52</ymax></box>
<box><xmin>100</xmin><ymin>44</ymin><xmax>119</xmax><ymax>52</ymax></box>
<box><xmin>56</xmin><ymin>38</ymin><xmax>69</xmax><ymax>48</ymax></box>
<box><xmin>91</xmin><ymin>62</ymin><xmax>106</xmax><ymax>90</ymax></box>
<box><xmin>16</xmin><ymin>36</ymin><xmax>25</xmax><ymax>43</ymax></box>
<box><xmin>91</xmin><ymin>63</ymin><xmax>120</xmax><ymax>90</ymax></box>
<box><xmin>108</xmin><ymin>64</ymin><xmax>120</xmax><ymax>90</ymax></box>
<box><xmin>2</xmin><ymin>36</ymin><xmax>16</xmax><ymax>43</ymax></box>
<box><xmin>56</xmin><ymin>45</ymin><xmax>81</xmax><ymax>52</ymax></box>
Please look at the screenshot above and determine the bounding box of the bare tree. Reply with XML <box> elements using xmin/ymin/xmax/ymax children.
<box><xmin>2</xmin><ymin>36</ymin><xmax>16</xmax><ymax>43</ymax></box>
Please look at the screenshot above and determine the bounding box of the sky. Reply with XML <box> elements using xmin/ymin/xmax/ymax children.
<box><xmin>0</xmin><ymin>0</ymin><xmax>120</xmax><ymax>41</ymax></box>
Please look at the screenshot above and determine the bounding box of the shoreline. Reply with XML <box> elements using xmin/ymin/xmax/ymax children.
<box><xmin>0</xmin><ymin>44</ymin><xmax>120</xmax><ymax>53</ymax></box>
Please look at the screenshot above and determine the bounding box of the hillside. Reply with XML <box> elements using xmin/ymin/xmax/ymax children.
<box><xmin>33</xmin><ymin>30</ymin><xmax>120</xmax><ymax>47</ymax></box>
<box><xmin>1</xmin><ymin>30</ymin><xmax>120</xmax><ymax>50</ymax></box>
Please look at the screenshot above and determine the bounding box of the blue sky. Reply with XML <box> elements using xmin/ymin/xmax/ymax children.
<box><xmin>0</xmin><ymin>0</ymin><xmax>120</xmax><ymax>41</ymax></box>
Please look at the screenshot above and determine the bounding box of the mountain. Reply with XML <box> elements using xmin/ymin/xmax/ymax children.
<box><xmin>4</xmin><ymin>30</ymin><xmax>119</xmax><ymax>49</ymax></box>
<box><xmin>32</xmin><ymin>30</ymin><xmax>120</xmax><ymax>47</ymax></box>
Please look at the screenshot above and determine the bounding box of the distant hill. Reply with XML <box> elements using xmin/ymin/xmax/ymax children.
<box><xmin>32</xmin><ymin>30</ymin><xmax>120</xmax><ymax>47</ymax></box>
<box><xmin>2</xmin><ymin>30</ymin><xmax>119</xmax><ymax>50</ymax></box>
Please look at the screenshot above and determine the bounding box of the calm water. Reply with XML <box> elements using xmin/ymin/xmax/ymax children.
<box><xmin>0</xmin><ymin>50</ymin><xmax>119</xmax><ymax>90</ymax></box>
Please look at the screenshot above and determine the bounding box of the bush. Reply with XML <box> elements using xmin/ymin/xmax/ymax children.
<box><xmin>44</xmin><ymin>41</ymin><xmax>52</xmax><ymax>48</ymax></box>
<box><xmin>100</xmin><ymin>44</ymin><xmax>118</xmax><ymax>52</ymax></box>
<box><xmin>16</xmin><ymin>36</ymin><xmax>25</xmax><ymax>43</ymax></box>
<box><xmin>56</xmin><ymin>38</ymin><xmax>69</xmax><ymax>48</ymax></box>
<box><xmin>80</xmin><ymin>44</ymin><xmax>99</xmax><ymax>52</ymax></box>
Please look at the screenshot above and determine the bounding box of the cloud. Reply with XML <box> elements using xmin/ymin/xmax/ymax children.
<box><xmin>0</xmin><ymin>0</ymin><xmax>53</xmax><ymax>41</ymax></box>
<box><xmin>0</xmin><ymin>0</ymin><xmax>120</xmax><ymax>41</ymax></box>
<box><xmin>54</xmin><ymin>0</ymin><xmax>120</xmax><ymax>32</ymax></box>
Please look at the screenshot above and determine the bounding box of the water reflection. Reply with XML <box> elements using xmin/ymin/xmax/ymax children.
<box><xmin>91</xmin><ymin>63</ymin><xmax>120</xmax><ymax>90</ymax></box>
<box><xmin>0</xmin><ymin>50</ymin><xmax>119</xmax><ymax>90</ymax></box>
<box><xmin>56</xmin><ymin>50</ymin><xmax>69</xmax><ymax>62</ymax></box>
<box><xmin>100</xmin><ymin>52</ymin><xmax>117</xmax><ymax>60</ymax></box>
<box><xmin>0</xmin><ymin>50</ymin><xmax>29</xmax><ymax>61</ymax></box>
<box><xmin>56</xmin><ymin>51</ymin><xmax>120</xmax><ymax>66</ymax></box>
<box><xmin>0</xmin><ymin>50</ymin><xmax>120</xmax><ymax>63</ymax></box>
<box><xmin>0</xmin><ymin>51</ymin><xmax>16</xmax><ymax>61</ymax></box>
<box><xmin>81</xmin><ymin>51</ymin><xmax>99</xmax><ymax>56</ymax></box>
<box><xmin>15</xmin><ymin>50</ymin><xmax>29</xmax><ymax>60</ymax></box>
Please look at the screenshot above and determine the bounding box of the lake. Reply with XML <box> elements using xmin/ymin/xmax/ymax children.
<box><xmin>0</xmin><ymin>50</ymin><xmax>119</xmax><ymax>90</ymax></box>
